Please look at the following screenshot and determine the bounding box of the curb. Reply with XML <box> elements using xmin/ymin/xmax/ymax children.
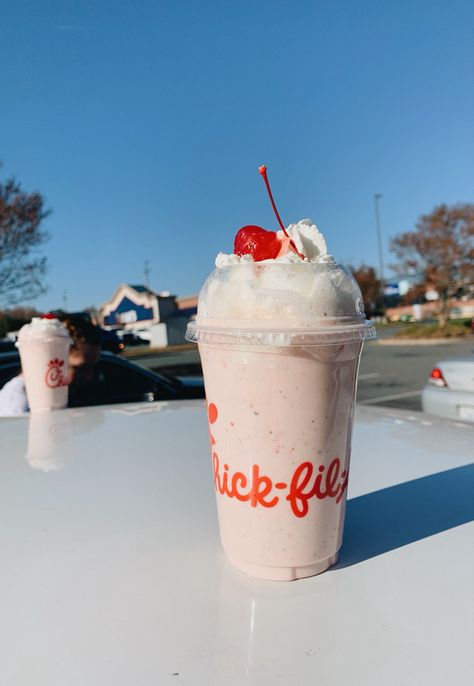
<box><xmin>373</xmin><ymin>337</ymin><xmax>472</xmax><ymax>346</ymax></box>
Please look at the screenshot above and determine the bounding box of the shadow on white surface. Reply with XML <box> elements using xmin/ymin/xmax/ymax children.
<box><xmin>337</xmin><ymin>463</ymin><xmax>474</xmax><ymax>567</ymax></box>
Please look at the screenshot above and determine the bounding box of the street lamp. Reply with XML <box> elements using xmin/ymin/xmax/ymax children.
<box><xmin>373</xmin><ymin>193</ymin><xmax>384</xmax><ymax>286</ymax></box>
<box><xmin>144</xmin><ymin>260</ymin><xmax>151</xmax><ymax>288</ymax></box>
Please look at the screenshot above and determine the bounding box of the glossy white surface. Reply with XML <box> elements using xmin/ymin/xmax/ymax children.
<box><xmin>0</xmin><ymin>401</ymin><xmax>473</xmax><ymax>685</ymax></box>
<box><xmin>422</xmin><ymin>383</ymin><xmax>474</xmax><ymax>422</ymax></box>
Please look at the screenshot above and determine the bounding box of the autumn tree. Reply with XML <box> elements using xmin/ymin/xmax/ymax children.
<box><xmin>0</xmin><ymin>306</ymin><xmax>40</xmax><ymax>337</ymax></box>
<box><xmin>0</xmin><ymin>170</ymin><xmax>50</xmax><ymax>307</ymax></box>
<box><xmin>400</xmin><ymin>282</ymin><xmax>427</xmax><ymax>306</ymax></box>
<box><xmin>390</xmin><ymin>204</ymin><xmax>474</xmax><ymax>327</ymax></box>
<box><xmin>349</xmin><ymin>264</ymin><xmax>383</xmax><ymax>315</ymax></box>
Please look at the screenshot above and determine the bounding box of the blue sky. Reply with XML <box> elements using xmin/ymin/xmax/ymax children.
<box><xmin>1</xmin><ymin>0</ymin><xmax>473</xmax><ymax>311</ymax></box>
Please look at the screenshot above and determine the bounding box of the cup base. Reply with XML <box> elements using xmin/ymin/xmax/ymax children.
<box><xmin>226</xmin><ymin>551</ymin><xmax>339</xmax><ymax>581</ymax></box>
<box><xmin>30</xmin><ymin>405</ymin><xmax>66</xmax><ymax>413</ymax></box>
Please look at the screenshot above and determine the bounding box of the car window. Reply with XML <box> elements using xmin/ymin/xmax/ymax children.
<box><xmin>70</xmin><ymin>358</ymin><xmax>160</xmax><ymax>407</ymax></box>
<box><xmin>0</xmin><ymin>361</ymin><xmax>21</xmax><ymax>390</ymax></box>
<box><xmin>0</xmin><ymin>354</ymin><xmax>178</xmax><ymax>407</ymax></box>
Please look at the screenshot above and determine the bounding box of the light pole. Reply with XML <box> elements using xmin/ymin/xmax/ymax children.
<box><xmin>373</xmin><ymin>193</ymin><xmax>384</xmax><ymax>286</ymax></box>
<box><xmin>144</xmin><ymin>260</ymin><xmax>151</xmax><ymax>288</ymax></box>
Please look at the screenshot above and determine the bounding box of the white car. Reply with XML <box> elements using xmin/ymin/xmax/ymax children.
<box><xmin>422</xmin><ymin>357</ymin><xmax>474</xmax><ymax>423</ymax></box>
<box><xmin>0</xmin><ymin>400</ymin><xmax>472</xmax><ymax>684</ymax></box>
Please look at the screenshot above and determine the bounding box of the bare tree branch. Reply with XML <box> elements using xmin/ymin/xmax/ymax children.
<box><xmin>0</xmin><ymin>169</ymin><xmax>50</xmax><ymax>306</ymax></box>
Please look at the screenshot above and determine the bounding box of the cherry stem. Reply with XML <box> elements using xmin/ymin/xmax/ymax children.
<box><xmin>258</xmin><ymin>165</ymin><xmax>305</xmax><ymax>260</ymax></box>
<box><xmin>258</xmin><ymin>165</ymin><xmax>287</xmax><ymax>234</ymax></box>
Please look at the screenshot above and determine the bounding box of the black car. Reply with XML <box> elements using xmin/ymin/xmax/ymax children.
<box><xmin>0</xmin><ymin>351</ymin><xmax>204</xmax><ymax>407</ymax></box>
<box><xmin>0</xmin><ymin>339</ymin><xmax>17</xmax><ymax>353</ymax></box>
<box><xmin>100</xmin><ymin>328</ymin><xmax>123</xmax><ymax>354</ymax></box>
<box><xmin>120</xmin><ymin>333</ymin><xmax>150</xmax><ymax>348</ymax></box>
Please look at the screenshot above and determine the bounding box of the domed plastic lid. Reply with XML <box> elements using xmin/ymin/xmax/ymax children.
<box><xmin>186</xmin><ymin>262</ymin><xmax>376</xmax><ymax>346</ymax></box>
<box><xmin>17</xmin><ymin>317</ymin><xmax>72</xmax><ymax>345</ymax></box>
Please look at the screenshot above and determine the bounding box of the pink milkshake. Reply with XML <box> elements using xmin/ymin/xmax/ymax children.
<box><xmin>187</xmin><ymin>168</ymin><xmax>375</xmax><ymax>580</ymax></box>
<box><xmin>17</xmin><ymin>317</ymin><xmax>72</xmax><ymax>412</ymax></box>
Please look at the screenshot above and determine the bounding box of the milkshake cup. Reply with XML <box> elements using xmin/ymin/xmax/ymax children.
<box><xmin>188</xmin><ymin>261</ymin><xmax>375</xmax><ymax>580</ymax></box>
<box><xmin>17</xmin><ymin>317</ymin><xmax>72</xmax><ymax>412</ymax></box>
<box><xmin>187</xmin><ymin>164</ymin><xmax>376</xmax><ymax>580</ymax></box>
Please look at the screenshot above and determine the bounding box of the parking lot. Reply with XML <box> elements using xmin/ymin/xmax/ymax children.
<box><xmin>358</xmin><ymin>338</ymin><xmax>474</xmax><ymax>411</ymax></box>
<box><xmin>131</xmin><ymin>337</ymin><xmax>474</xmax><ymax>414</ymax></box>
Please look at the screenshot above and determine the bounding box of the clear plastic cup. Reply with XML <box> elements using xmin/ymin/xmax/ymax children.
<box><xmin>17</xmin><ymin>319</ymin><xmax>72</xmax><ymax>413</ymax></box>
<box><xmin>187</xmin><ymin>262</ymin><xmax>376</xmax><ymax>581</ymax></box>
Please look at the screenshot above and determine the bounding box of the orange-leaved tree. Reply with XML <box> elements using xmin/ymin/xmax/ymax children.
<box><xmin>349</xmin><ymin>264</ymin><xmax>382</xmax><ymax>315</ymax></box>
<box><xmin>390</xmin><ymin>204</ymin><xmax>474</xmax><ymax>327</ymax></box>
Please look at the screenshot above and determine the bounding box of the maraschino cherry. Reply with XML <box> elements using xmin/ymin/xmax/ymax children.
<box><xmin>234</xmin><ymin>225</ymin><xmax>282</xmax><ymax>261</ymax></box>
<box><xmin>234</xmin><ymin>165</ymin><xmax>304</xmax><ymax>261</ymax></box>
<box><xmin>41</xmin><ymin>313</ymin><xmax>56</xmax><ymax>319</ymax></box>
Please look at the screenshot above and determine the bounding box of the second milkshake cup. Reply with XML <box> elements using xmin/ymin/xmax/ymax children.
<box><xmin>17</xmin><ymin>317</ymin><xmax>72</xmax><ymax>412</ymax></box>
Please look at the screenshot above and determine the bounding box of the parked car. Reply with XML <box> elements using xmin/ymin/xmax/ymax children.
<box><xmin>100</xmin><ymin>328</ymin><xmax>123</xmax><ymax>354</ymax></box>
<box><xmin>1</xmin><ymin>402</ymin><xmax>472</xmax><ymax>682</ymax></box>
<box><xmin>421</xmin><ymin>357</ymin><xmax>474</xmax><ymax>422</ymax></box>
<box><xmin>0</xmin><ymin>338</ymin><xmax>17</xmax><ymax>353</ymax></box>
<box><xmin>133</xmin><ymin>328</ymin><xmax>152</xmax><ymax>342</ymax></box>
<box><xmin>0</xmin><ymin>350</ymin><xmax>204</xmax><ymax>409</ymax></box>
<box><xmin>120</xmin><ymin>332</ymin><xmax>150</xmax><ymax>348</ymax></box>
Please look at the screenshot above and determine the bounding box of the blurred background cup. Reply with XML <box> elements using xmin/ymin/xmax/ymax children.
<box><xmin>16</xmin><ymin>317</ymin><xmax>72</xmax><ymax>412</ymax></box>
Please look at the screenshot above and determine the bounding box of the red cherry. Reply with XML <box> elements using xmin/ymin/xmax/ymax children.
<box><xmin>41</xmin><ymin>313</ymin><xmax>56</xmax><ymax>319</ymax></box>
<box><xmin>232</xmin><ymin>166</ymin><xmax>305</xmax><ymax>261</ymax></box>
<box><xmin>234</xmin><ymin>225</ymin><xmax>282</xmax><ymax>262</ymax></box>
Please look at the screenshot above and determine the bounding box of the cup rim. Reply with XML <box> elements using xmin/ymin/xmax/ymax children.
<box><xmin>186</xmin><ymin>319</ymin><xmax>376</xmax><ymax>346</ymax></box>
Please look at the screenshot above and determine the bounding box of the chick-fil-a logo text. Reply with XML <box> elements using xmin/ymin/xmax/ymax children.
<box><xmin>207</xmin><ymin>402</ymin><xmax>349</xmax><ymax>519</ymax></box>
<box><xmin>45</xmin><ymin>358</ymin><xmax>68</xmax><ymax>389</ymax></box>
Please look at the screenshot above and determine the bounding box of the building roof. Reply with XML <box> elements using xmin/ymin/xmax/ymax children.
<box><xmin>128</xmin><ymin>284</ymin><xmax>156</xmax><ymax>295</ymax></box>
<box><xmin>168</xmin><ymin>307</ymin><xmax>197</xmax><ymax>319</ymax></box>
<box><xmin>176</xmin><ymin>294</ymin><xmax>198</xmax><ymax>308</ymax></box>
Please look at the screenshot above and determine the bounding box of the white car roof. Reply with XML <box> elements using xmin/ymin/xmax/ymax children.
<box><xmin>1</xmin><ymin>401</ymin><xmax>473</xmax><ymax>685</ymax></box>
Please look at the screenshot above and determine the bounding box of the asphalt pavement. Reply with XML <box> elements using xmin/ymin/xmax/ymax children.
<box><xmin>357</xmin><ymin>338</ymin><xmax>474</xmax><ymax>411</ymax></box>
<box><xmin>130</xmin><ymin>337</ymin><xmax>474</xmax><ymax>414</ymax></box>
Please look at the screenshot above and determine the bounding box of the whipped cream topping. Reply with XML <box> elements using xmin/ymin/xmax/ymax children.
<box><xmin>216</xmin><ymin>219</ymin><xmax>334</xmax><ymax>268</ymax></box>
<box><xmin>198</xmin><ymin>262</ymin><xmax>364</xmax><ymax>322</ymax></box>
<box><xmin>197</xmin><ymin>218</ymin><xmax>366</xmax><ymax>323</ymax></box>
<box><xmin>17</xmin><ymin>317</ymin><xmax>72</xmax><ymax>344</ymax></box>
